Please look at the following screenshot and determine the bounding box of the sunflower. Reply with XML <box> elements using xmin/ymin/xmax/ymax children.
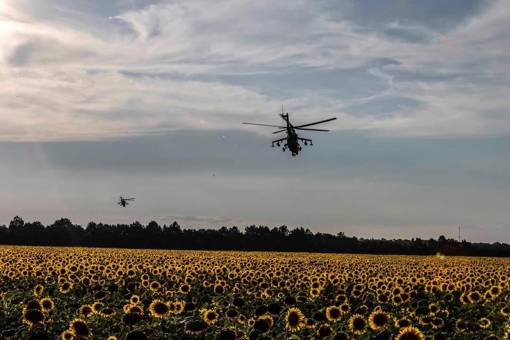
<box><xmin>68</xmin><ymin>319</ymin><xmax>92</xmax><ymax>338</ymax></box>
<box><xmin>149</xmin><ymin>281</ymin><xmax>161</xmax><ymax>292</ymax></box>
<box><xmin>338</xmin><ymin>303</ymin><xmax>350</xmax><ymax>315</ymax></box>
<box><xmin>479</xmin><ymin>317</ymin><xmax>491</xmax><ymax>329</ymax></box>
<box><xmin>349</xmin><ymin>314</ymin><xmax>367</xmax><ymax>335</ymax></box>
<box><xmin>34</xmin><ymin>284</ymin><xmax>44</xmax><ymax>296</ymax></box>
<box><xmin>395</xmin><ymin>317</ymin><xmax>412</xmax><ymax>328</ymax></box>
<box><xmin>123</xmin><ymin>312</ymin><xmax>142</xmax><ymax>326</ymax></box>
<box><xmin>316</xmin><ymin>324</ymin><xmax>332</xmax><ymax>338</ymax></box>
<box><xmin>26</xmin><ymin>299</ymin><xmax>42</xmax><ymax>311</ymax></box>
<box><xmin>214</xmin><ymin>284</ymin><xmax>225</xmax><ymax>294</ymax></box>
<box><xmin>268</xmin><ymin>302</ymin><xmax>282</xmax><ymax>315</ymax></box>
<box><xmin>203</xmin><ymin>310</ymin><xmax>219</xmax><ymax>325</ymax></box>
<box><xmin>185</xmin><ymin>320</ymin><xmax>208</xmax><ymax>335</ymax></box>
<box><xmin>107</xmin><ymin>337</ymin><xmax>117</xmax><ymax>340</ymax></box>
<box><xmin>40</xmin><ymin>297</ymin><xmax>54</xmax><ymax>312</ymax></box>
<box><xmin>502</xmin><ymin>307</ymin><xmax>510</xmax><ymax>317</ymax></box>
<box><xmin>313</xmin><ymin>311</ymin><xmax>328</xmax><ymax>323</ymax></box>
<box><xmin>433</xmin><ymin>334</ymin><xmax>448</xmax><ymax>340</ymax></box>
<box><xmin>332</xmin><ymin>333</ymin><xmax>349</xmax><ymax>340</ymax></box>
<box><xmin>428</xmin><ymin>303</ymin><xmax>439</xmax><ymax>315</ymax></box>
<box><xmin>395</xmin><ymin>327</ymin><xmax>424</xmax><ymax>340</ymax></box>
<box><xmin>377</xmin><ymin>294</ymin><xmax>389</xmax><ymax>304</ymax></box>
<box><xmin>468</xmin><ymin>291</ymin><xmax>483</xmax><ymax>304</ymax></box>
<box><xmin>429</xmin><ymin>317</ymin><xmax>443</xmax><ymax>329</ymax></box>
<box><xmin>489</xmin><ymin>285</ymin><xmax>501</xmax><ymax>297</ymax></box>
<box><xmin>100</xmin><ymin>307</ymin><xmax>116</xmax><ymax>318</ymax></box>
<box><xmin>254</xmin><ymin>319</ymin><xmax>271</xmax><ymax>333</ymax></box>
<box><xmin>130</xmin><ymin>295</ymin><xmax>140</xmax><ymax>304</ymax></box>
<box><xmin>226</xmin><ymin>309</ymin><xmax>239</xmax><ymax>320</ymax></box>
<box><xmin>285</xmin><ymin>308</ymin><xmax>306</xmax><ymax>332</ymax></box>
<box><xmin>232</xmin><ymin>297</ymin><xmax>245</xmax><ymax>308</ymax></box>
<box><xmin>238</xmin><ymin>314</ymin><xmax>247</xmax><ymax>324</ymax></box>
<box><xmin>174</xmin><ymin>301</ymin><xmax>185</xmax><ymax>314</ymax></box>
<box><xmin>125</xmin><ymin>330</ymin><xmax>148</xmax><ymax>340</ymax></box>
<box><xmin>323</xmin><ymin>306</ymin><xmax>341</xmax><ymax>322</ymax></box>
<box><xmin>59</xmin><ymin>281</ymin><xmax>73</xmax><ymax>294</ymax></box>
<box><xmin>149</xmin><ymin>300</ymin><xmax>170</xmax><ymax>318</ymax></box>
<box><xmin>92</xmin><ymin>302</ymin><xmax>104</xmax><ymax>314</ymax></box>
<box><xmin>23</xmin><ymin>308</ymin><xmax>45</xmax><ymax>327</ymax></box>
<box><xmin>369</xmin><ymin>310</ymin><xmax>390</xmax><ymax>331</ymax></box>
<box><xmin>94</xmin><ymin>290</ymin><xmax>107</xmax><ymax>300</ymax></box>
<box><xmin>179</xmin><ymin>284</ymin><xmax>191</xmax><ymax>294</ymax></box>
<box><xmin>61</xmin><ymin>330</ymin><xmax>74</xmax><ymax>340</ymax></box>
<box><xmin>456</xmin><ymin>319</ymin><xmax>468</xmax><ymax>332</ymax></box>
<box><xmin>79</xmin><ymin>304</ymin><xmax>94</xmax><ymax>318</ymax></box>
<box><xmin>310</xmin><ymin>288</ymin><xmax>320</xmax><ymax>298</ymax></box>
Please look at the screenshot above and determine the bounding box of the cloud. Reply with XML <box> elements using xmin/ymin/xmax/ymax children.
<box><xmin>0</xmin><ymin>0</ymin><xmax>509</xmax><ymax>141</ymax></box>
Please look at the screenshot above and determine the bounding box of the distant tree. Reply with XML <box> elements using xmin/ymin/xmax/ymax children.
<box><xmin>0</xmin><ymin>224</ymin><xmax>8</xmax><ymax>244</ymax></box>
<box><xmin>3</xmin><ymin>216</ymin><xmax>510</xmax><ymax>257</ymax></box>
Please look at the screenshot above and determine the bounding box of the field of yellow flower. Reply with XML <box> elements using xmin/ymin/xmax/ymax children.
<box><xmin>0</xmin><ymin>246</ymin><xmax>509</xmax><ymax>340</ymax></box>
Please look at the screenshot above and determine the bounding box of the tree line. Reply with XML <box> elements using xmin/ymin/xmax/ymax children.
<box><xmin>1</xmin><ymin>216</ymin><xmax>509</xmax><ymax>257</ymax></box>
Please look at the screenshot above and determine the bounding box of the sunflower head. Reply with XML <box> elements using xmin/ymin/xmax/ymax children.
<box><xmin>40</xmin><ymin>297</ymin><xmax>54</xmax><ymax>312</ymax></box>
<box><xmin>125</xmin><ymin>330</ymin><xmax>148</xmax><ymax>340</ymax></box>
<box><xmin>253</xmin><ymin>319</ymin><xmax>271</xmax><ymax>333</ymax></box>
<box><xmin>316</xmin><ymin>324</ymin><xmax>332</xmax><ymax>338</ymax></box>
<box><xmin>69</xmin><ymin>318</ymin><xmax>92</xmax><ymax>338</ymax></box>
<box><xmin>369</xmin><ymin>310</ymin><xmax>390</xmax><ymax>330</ymax></box>
<box><xmin>456</xmin><ymin>319</ymin><xmax>468</xmax><ymax>333</ymax></box>
<box><xmin>349</xmin><ymin>314</ymin><xmax>367</xmax><ymax>335</ymax></box>
<box><xmin>78</xmin><ymin>305</ymin><xmax>94</xmax><ymax>318</ymax></box>
<box><xmin>326</xmin><ymin>306</ymin><xmax>342</xmax><ymax>322</ymax></box>
<box><xmin>23</xmin><ymin>308</ymin><xmax>45</xmax><ymax>326</ymax></box>
<box><xmin>286</xmin><ymin>308</ymin><xmax>306</xmax><ymax>332</ymax></box>
<box><xmin>149</xmin><ymin>300</ymin><xmax>170</xmax><ymax>318</ymax></box>
<box><xmin>61</xmin><ymin>330</ymin><xmax>74</xmax><ymax>340</ymax></box>
<box><xmin>203</xmin><ymin>310</ymin><xmax>219</xmax><ymax>325</ymax></box>
<box><xmin>184</xmin><ymin>319</ymin><xmax>208</xmax><ymax>334</ymax></box>
<box><xmin>395</xmin><ymin>326</ymin><xmax>425</xmax><ymax>340</ymax></box>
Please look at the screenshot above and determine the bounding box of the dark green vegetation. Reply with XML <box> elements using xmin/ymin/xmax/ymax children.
<box><xmin>1</xmin><ymin>216</ymin><xmax>509</xmax><ymax>257</ymax></box>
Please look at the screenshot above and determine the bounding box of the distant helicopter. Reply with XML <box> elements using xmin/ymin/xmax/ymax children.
<box><xmin>243</xmin><ymin>107</ymin><xmax>337</xmax><ymax>156</ymax></box>
<box><xmin>112</xmin><ymin>196</ymin><xmax>135</xmax><ymax>207</ymax></box>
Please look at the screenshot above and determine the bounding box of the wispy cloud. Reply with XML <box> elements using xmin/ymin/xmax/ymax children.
<box><xmin>1</xmin><ymin>0</ymin><xmax>509</xmax><ymax>141</ymax></box>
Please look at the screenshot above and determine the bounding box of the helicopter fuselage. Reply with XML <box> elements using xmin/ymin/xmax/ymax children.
<box><xmin>286</xmin><ymin>131</ymin><xmax>300</xmax><ymax>155</ymax></box>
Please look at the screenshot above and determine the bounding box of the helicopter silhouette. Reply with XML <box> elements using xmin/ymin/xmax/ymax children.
<box><xmin>243</xmin><ymin>107</ymin><xmax>337</xmax><ymax>156</ymax></box>
<box><xmin>112</xmin><ymin>196</ymin><xmax>135</xmax><ymax>207</ymax></box>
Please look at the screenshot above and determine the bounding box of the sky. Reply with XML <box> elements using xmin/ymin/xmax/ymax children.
<box><xmin>1</xmin><ymin>0</ymin><xmax>510</xmax><ymax>243</ymax></box>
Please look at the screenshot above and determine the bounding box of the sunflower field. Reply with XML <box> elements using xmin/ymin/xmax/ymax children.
<box><xmin>0</xmin><ymin>246</ymin><xmax>509</xmax><ymax>340</ymax></box>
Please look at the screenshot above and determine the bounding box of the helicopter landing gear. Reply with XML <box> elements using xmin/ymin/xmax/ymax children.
<box><xmin>277</xmin><ymin>142</ymin><xmax>280</xmax><ymax>147</ymax></box>
<box><xmin>292</xmin><ymin>153</ymin><xmax>296</xmax><ymax>156</ymax></box>
<box><xmin>304</xmin><ymin>141</ymin><xmax>308</xmax><ymax>146</ymax></box>
<box><xmin>272</xmin><ymin>143</ymin><xmax>274</xmax><ymax>147</ymax></box>
<box><xmin>282</xmin><ymin>147</ymin><xmax>286</xmax><ymax>152</ymax></box>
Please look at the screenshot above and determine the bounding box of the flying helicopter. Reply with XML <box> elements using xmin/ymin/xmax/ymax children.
<box><xmin>112</xmin><ymin>196</ymin><xmax>135</xmax><ymax>207</ymax></box>
<box><xmin>243</xmin><ymin>107</ymin><xmax>337</xmax><ymax>156</ymax></box>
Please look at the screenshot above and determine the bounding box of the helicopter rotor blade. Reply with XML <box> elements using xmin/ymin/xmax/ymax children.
<box><xmin>272</xmin><ymin>129</ymin><xmax>287</xmax><ymax>134</ymax></box>
<box><xmin>124</xmin><ymin>198</ymin><xmax>135</xmax><ymax>201</ymax></box>
<box><xmin>294</xmin><ymin>117</ymin><xmax>337</xmax><ymax>128</ymax></box>
<box><xmin>243</xmin><ymin>123</ymin><xmax>286</xmax><ymax>128</ymax></box>
<box><xmin>294</xmin><ymin>127</ymin><xmax>329</xmax><ymax>132</ymax></box>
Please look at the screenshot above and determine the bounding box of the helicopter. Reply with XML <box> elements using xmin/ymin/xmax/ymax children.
<box><xmin>243</xmin><ymin>107</ymin><xmax>337</xmax><ymax>156</ymax></box>
<box><xmin>113</xmin><ymin>196</ymin><xmax>135</xmax><ymax>207</ymax></box>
